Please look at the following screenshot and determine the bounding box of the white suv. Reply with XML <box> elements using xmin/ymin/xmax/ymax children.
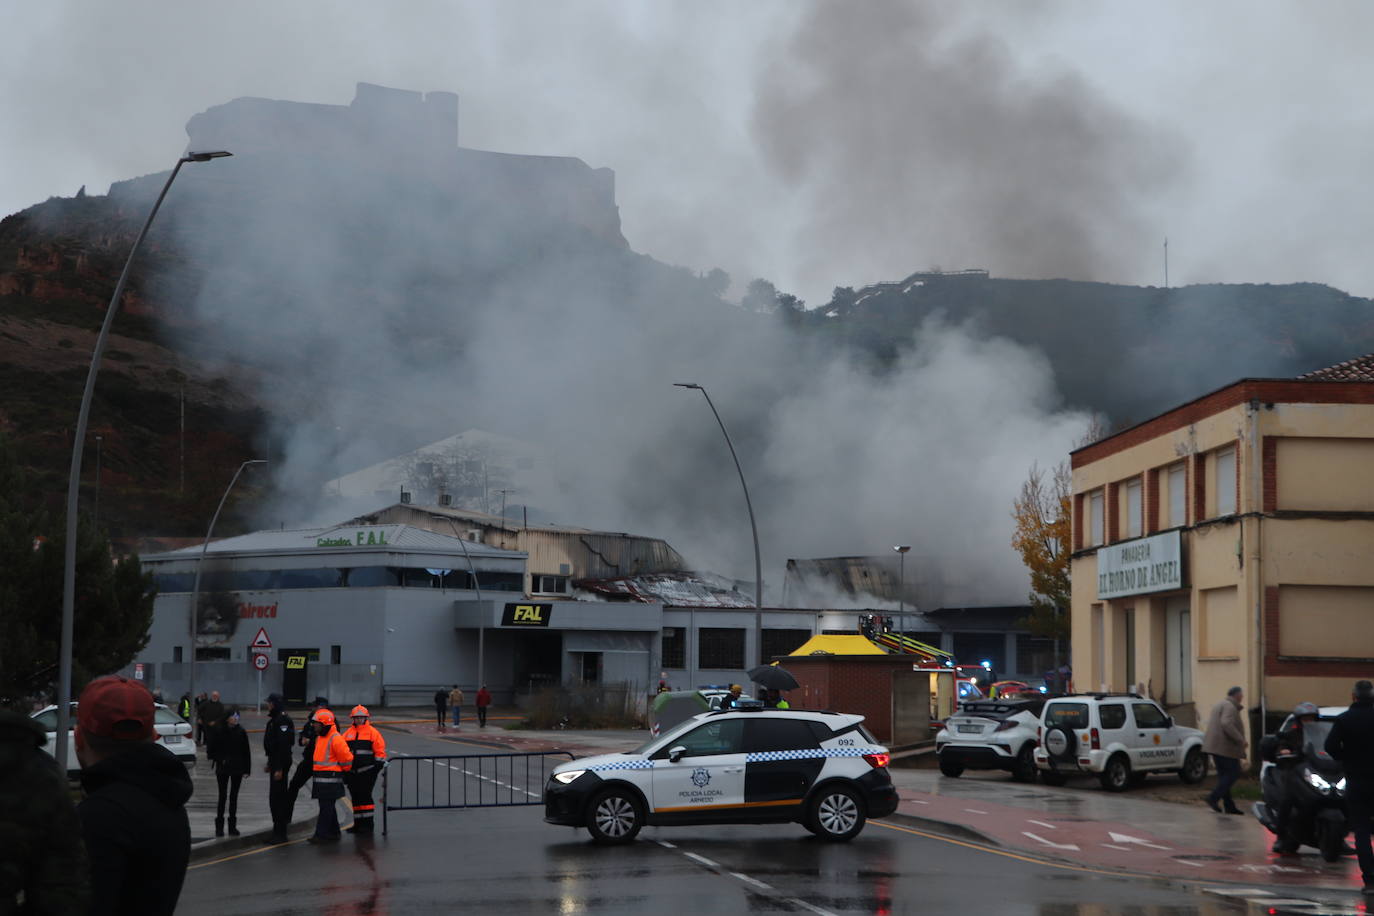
<box><xmin>1032</xmin><ymin>694</ymin><xmax>1207</xmax><ymax>791</ymax></box>
<box><xmin>936</xmin><ymin>697</ymin><xmax>1044</xmax><ymax>782</ymax></box>
<box><xmin>544</xmin><ymin>705</ymin><xmax>898</xmax><ymax>843</ymax></box>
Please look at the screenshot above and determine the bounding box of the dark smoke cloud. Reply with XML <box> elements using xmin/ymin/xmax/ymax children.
<box><xmin>750</xmin><ymin>3</ymin><xmax>1187</xmax><ymax>296</ymax></box>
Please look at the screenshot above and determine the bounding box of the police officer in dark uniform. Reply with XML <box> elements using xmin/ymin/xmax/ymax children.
<box><xmin>285</xmin><ymin>697</ymin><xmax>328</xmax><ymax>821</ymax></box>
<box><xmin>262</xmin><ymin>693</ymin><xmax>296</xmax><ymax>843</ymax></box>
<box><xmin>1326</xmin><ymin>680</ymin><xmax>1374</xmax><ymax>897</ymax></box>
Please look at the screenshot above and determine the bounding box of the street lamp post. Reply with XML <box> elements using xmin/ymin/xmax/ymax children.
<box><xmin>894</xmin><ymin>546</ymin><xmax>911</xmax><ymax>640</ymax></box>
<box><xmin>674</xmin><ymin>383</ymin><xmax>764</xmax><ymax>665</ymax></box>
<box><xmin>432</xmin><ymin>515</ymin><xmax>486</xmax><ymax>687</ymax></box>
<box><xmin>56</xmin><ymin>150</ymin><xmax>231</xmax><ymax>775</ymax></box>
<box><xmin>93</xmin><ymin>435</ymin><xmax>102</xmax><ymax>528</ymax></box>
<box><xmin>187</xmin><ymin>459</ymin><xmax>265</xmax><ymax>727</ymax></box>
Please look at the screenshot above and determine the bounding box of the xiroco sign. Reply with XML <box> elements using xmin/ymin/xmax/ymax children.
<box><xmin>1097</xmin><ymin>530</ymin><xmax>1184</xmax><ymax>600</ymax></box>
<box><xmin>502</xmin><ymin>603</ymin><xmax>553</xmax><ymax>627</ymax></box>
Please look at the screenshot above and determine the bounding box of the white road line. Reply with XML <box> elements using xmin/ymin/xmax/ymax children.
<box><xmin>682</xmin><ymin>852</ymin><xmax>718</xmax><ymax>868</ymax></box>
<box><xmin>1100</xmin><ymin>844</ymin><xmax>1131</xmax><ymax>851</ymax></box>
<box><xmin>427</xmin><ymin>759</ymin><xmax>541</xmax><ymax>799</ymax></box>
<box><xmin>909</xmin><ymin>800</ymin><xmax>929</xmax><ymax>805</ymax></box>
<box><xmin>963</xmin><ymin>808</ymin><xmax>989</xmax><ymax>814</ymax></box>
<box><xmin>1026</xmin><ymin>819</ymin><xmax>1057</xmax><ymax>830</ymax></box>
<box><xmin>787</xmin><ymin>897</ymin><xmax>839</xmax><ymax>916</ymax></box>
<box><xmin>655</xmin><ymin>840</ymin><xmax>677</xmax><ymax>849</ymax></box>
<box><xmin>730</xmin><ymin>872</ymin><xmax>772</xmax><ymax>891</ymax></box>
<box><xmin>1021</xmin><ymin>831</ymin><xmax>1080</xmax><ymax>851</ymax></box>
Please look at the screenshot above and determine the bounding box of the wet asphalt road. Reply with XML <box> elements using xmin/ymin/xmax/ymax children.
<box><xmin>181</xmin><ymin>728</ymin><xmax>1250</xmax><ymax>915</ymax></box>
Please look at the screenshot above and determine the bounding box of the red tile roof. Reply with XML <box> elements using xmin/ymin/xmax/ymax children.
<box><xmin>1300</xmin><ymin>353</ymin><xmax>1374</xmax><ymax>381</ymax></box>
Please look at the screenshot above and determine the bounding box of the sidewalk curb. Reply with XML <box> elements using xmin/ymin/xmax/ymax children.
<box><xmin>880</xmin><ymin>811</ymin><xmax>1002</xmax><ymax>847</ymax></box>
<box><xmin>189</xmin><ymin>813</ymin><xmax>321</xmax><ymax>863</ymax></box>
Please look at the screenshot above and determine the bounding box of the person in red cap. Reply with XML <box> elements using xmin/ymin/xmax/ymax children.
<box><xmin>75</xmin><ymin>675</ymin><xmax>192</xmax><ymax>916</ymax></box>
<box><xmin>308</xmin><ymin>707</ymin><xmax>353</xmax><ymax>843</ymax></box>
<box><xmin>342</xmin><ymin>705</ymin><xmax>387</xmax><ymax>835</ymax></box>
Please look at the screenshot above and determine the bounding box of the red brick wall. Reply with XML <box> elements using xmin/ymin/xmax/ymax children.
<box><xmin>1146</xmin><ymin>468</ymin><xmax>1160</xmax><ymax>533</ymax></box>
<box><xmin>784</xmin><ymin>656</ymin><xmax>923</xmax><ymax>744</ymax></box>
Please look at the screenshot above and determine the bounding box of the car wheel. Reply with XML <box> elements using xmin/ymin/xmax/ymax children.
<box><xmin>939</xmin><ymin>758</ymin><xmax>965</xmax><ymax>778</ymax></box>
<box><xmin>1318</xmin><ymin>821</ymin><xmax>1344</xmax><ymax>863</ymax></box>
<box><xmin>1178</xmin><ymin>747</ymin><xmax>1207</xmax><ymax>785</ymax></box>
<box><xmin>807</xmin><ymin>785</ymin><xmax>866</xmax><ymax>842</ymax></box>
<box><xmin>1039</xmin><ymin>770</ymin><xmax>1068</xmax><ymax>787</ymax></box>
<box><xmin>1011</xmin><ymin>745</ymin><xmax>1037</xmax><ymax>783</ymax></box>
<box><xmin>585</xmin><ymin>787</ymin><xmax>644</xmax><ymax>845</ymax></box>
<box><xmin>1099</xmin><ymin>754</ymin><xmax>1131</xmax><ymax>792</ymax></box>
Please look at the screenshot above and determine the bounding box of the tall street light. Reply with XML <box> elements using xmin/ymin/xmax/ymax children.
<box><xmin>56</xmin><ymin>150</ymin><xmax>232</xmax><ymax>775</ymax></box>
<box><xmin>431</xmin><ymin>514</ymin><xmax>486</xmax><ymax>687</ymax></box>
<box><xmin>674</xmin><ymin>383</ymin><xmax>764</xmax><ymax>665</ymax></box>
<box><xmin>187</xmin><ymin>459</ymin><xmax>265</xmax><ymax>726</ymax></box>
<box><xmin>894</xmin><ymin>545</ymin><xmax>911</xmax><ymax>639</ymax></box>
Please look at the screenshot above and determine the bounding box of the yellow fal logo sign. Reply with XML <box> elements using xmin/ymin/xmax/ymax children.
<box><xmin>501</xmin><ymin>603</ymin><xmax>553</xmax><ymax>627</ymax></box>
<box><xmin>286</xmin><ymin>656</ymin><xmax>306</xmax><ymax>670</ymax></box>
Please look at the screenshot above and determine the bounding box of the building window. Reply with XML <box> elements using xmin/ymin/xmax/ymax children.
<box><xmin>1168</xmin><ymin>463</ymin><xmax>1186</xmax><ymax>527</ymax></box>
<box><xmin>698</xmin><ymin>628</ymin><xmax>745</xmax><ymax>669</ymax></box>
<box><xmin>661</xmin><ymin>628</ymin><xmax>685</xmax><ymax>669</ymax></box>
<box><xmin>531</xmin><ymin>574</ymin><xmax>569</xmax><ymax>595</ymax></box>
<box><xmin>950</xmin><ymin>633</ymin><xmax>1005</xmax><ymax>674</ymax></box>
<box><xmin>173</xmin><ymin>646</ymin><xmax>183</xmax><ymax>663</ymax></box>
<box><xmin>761</xmin><ymin>628</ymin><xmax>811</xmax><ymax>661</ymax></box>
<box><xmin>1089</xmin><ymin>490</ymin><xmax>1105</xmax><ymax>546</ymax></box>
<box><xmin>330</xmin><ymin>645</ymin><xmax>342</xmax><ymax>664</ymax></box>
<box><xmin>1015</xmin><ymin>636</ymin><xmax>1057</xmax><ymax>677</ymax></box>
<box><xmin>1125</xmin><ymin>478</ymin><xmax>1142</xmax><ymax>538</ymax></box>
<box><xmin>195</xmin><ymin>647</ymin><xmax>230</xmax><ymax>661</ymax></box>
<box><xmin>1215</xmin><ymin>447</ymin><xmax>1236</xmax><ymax>516</ymax></box>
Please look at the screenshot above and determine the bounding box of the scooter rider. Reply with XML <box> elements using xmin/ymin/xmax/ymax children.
<box><xmin>1272</xmin><ymin>701</ymin><xmax>1320</xmax><ymax>853</ymax></box>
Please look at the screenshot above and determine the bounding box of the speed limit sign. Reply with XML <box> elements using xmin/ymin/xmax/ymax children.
<box><xmin>251</xmin><ymin>653</ymin><xmax>269</xmax><ymax>671</ymax></box>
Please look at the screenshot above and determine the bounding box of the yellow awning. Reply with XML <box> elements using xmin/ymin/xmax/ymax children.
<box><xmin>788</xmin><ymin>634</ymin><xmax>887</xmax><ymax>656</ymax></box>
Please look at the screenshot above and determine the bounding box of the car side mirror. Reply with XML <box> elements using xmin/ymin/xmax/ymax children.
<box><xmin>668</xmin><ymin>746</ymin><xmax>687</xmax><ymax>763</ymax></box>
<box><xmin>1164</xmin><ymin>715</ymin><xmax>1173</xmax><ymax>728</ymax></box>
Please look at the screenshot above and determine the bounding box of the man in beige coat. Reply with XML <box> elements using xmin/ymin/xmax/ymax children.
<box><xmin>1203</xmin><ymin>685</ymin><xmax>1247</xmax><ymax>813</ymax></box>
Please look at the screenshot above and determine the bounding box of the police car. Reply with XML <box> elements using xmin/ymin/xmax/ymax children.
<box><xmin>544</xmin><ymin>704</ymin><xmax>898</xmax><ymax>844</ymax></box>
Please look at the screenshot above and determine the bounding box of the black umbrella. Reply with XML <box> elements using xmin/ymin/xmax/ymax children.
<box><xmin>747</xmin><ymin>665</ymin><xmax>800</xmax><ymax>691</ymax></box>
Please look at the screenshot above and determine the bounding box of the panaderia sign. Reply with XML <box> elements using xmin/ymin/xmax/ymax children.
<box><xmin>1096</xmin><ymin>530</ymin><xmax>1184</xmax><ymax>600</ymax></box>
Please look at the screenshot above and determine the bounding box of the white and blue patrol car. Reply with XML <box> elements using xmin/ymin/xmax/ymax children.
<box><xmin>544</xmin><ymin>705</ymin><xmax>898</xmax><ymax>844</ymax></box>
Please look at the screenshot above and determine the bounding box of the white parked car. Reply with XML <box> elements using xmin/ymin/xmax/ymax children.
<box><xmin>1032</xmin><ymin>693</ymin><xmax>1207</xmax><ymax>791</ymax></box>
<box><xmin>936</xmin><ymin>697</ymin><xmax>1045</xmax><ymax>782</ymax></box>
<box><xmin>31</xmin><ymin>702</ymin><xmax>196</xmax><ymax>777</ymax></box>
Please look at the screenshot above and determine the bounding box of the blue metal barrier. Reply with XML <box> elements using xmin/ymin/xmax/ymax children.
<box><xmin>381</xmin><ymin>751</ymin><xmax>576</xmax><ymax>834</ymax></box>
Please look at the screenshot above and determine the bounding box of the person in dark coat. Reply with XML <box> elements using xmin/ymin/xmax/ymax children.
<box><xmin>0</xmin><ymin>708</ymin><xmax>90</xmax><ymax>913</ymax></box>
<box><xmin>262</xmin><ymin>693</ymin><xmax>296</xmax><ymax>843</ymax></box>
<box><xmin>76</xmin><ymin>675</ymin><xmax>193</xmax><ymax>916</ymax></box>
<box><xmin>208</xmin><ymin>707</ymin><xmax>251</xmax><ymax>837</ymax></box>
<box><xmin>434</xmin><ymin>687</ymin><xmax>449</xmax><ymax>732</ymax></box>
<box><xmin>285</xmin><ymin>697</ymin><xmax>329</xmax><ymax>819</ymax></box>
<box><xmin>1325</xmin><ymin>679</ymin><xmax>1374</xmax><ymax>897</ymax></box>
<box><xmin>197</xmin><ymin>691</ymin><xmax>225</xmax><ymax>749</ymax></box>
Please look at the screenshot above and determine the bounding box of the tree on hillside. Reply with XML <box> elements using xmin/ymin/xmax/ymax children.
<box><xmin>741</xmin><ymin>278</ymin><xmax>779</xmax><ymax>313</ymax></box>
<box><xmin>701</xmin><ymin>267</ymin><xmax>730</xmax><ymax>299</ymax></box>
<box><xmin>0</xmin><ymin>433</ymin><xmax>156</xmax><ymax>709</ymax></box>
<box><xmin>1010</xmin><ymin>461</ymin><xmax>1071</xmax><ymax>647</ymax></box>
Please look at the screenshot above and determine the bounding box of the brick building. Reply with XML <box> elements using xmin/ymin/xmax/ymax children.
<box><xmin>1068</xmin><ymin>356</ymin><xmax>1374</xmax><ymax>726</ymax></box>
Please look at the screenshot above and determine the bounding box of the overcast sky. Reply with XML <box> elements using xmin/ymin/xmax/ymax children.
<box><xmin>6</xmin><ymin>1</ymin><xmax>1374</xmax><ymax>305</ymax></box>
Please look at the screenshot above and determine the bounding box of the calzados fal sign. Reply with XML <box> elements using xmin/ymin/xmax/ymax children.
<box><xmin>502</xmin><ymin>603</ymin><xmax>553</xmax><ymax>627</ymax></box>
<box><xmin>1097</xmin><ymin>530</ymin><xmax>1183</xmax><ymax>600</ymax></box>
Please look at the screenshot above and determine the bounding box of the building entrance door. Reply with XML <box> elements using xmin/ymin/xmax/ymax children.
<box><xmin>282</xmin><ymin>650</ymin><xmax>310</xmax><ymax>704</ymax></box>
<box><xmin>578</xmin><ymin>652</ymin><xmax>602</xmax><ymax>685</ymax></box>
<box><xmin>1165</xmin><ymin>599</ymin><xmax>1192</xmax><ymax>705</ymax></box>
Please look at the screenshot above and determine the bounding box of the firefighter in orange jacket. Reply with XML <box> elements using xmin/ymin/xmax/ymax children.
<box><xmin>308</xmin><ymin>708</ymin><xmax>353</xmax><ymax>843</ymax></box>
<box><xmin>342</xmin><ymin>705</ymin><xmax>388</xmax><ymax>835</ymax></box>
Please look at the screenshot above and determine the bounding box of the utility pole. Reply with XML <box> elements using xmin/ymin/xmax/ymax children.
<box><xmin>1164</xmin><ymin>237</ymin><xmax>1169</xmax><ymax>289</ymax></box>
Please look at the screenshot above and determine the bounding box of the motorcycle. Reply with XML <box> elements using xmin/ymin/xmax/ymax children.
<box><xmin>1251</xmin><ymin>717</ymin><xmax>1349</xmax><ymax>862</ymax></box>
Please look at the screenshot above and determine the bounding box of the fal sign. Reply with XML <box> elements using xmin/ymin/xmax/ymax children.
<box><xmin>1097</xmin><ymin>530</ymin><xmax>1184</xmax><ymax>600</ymax></box>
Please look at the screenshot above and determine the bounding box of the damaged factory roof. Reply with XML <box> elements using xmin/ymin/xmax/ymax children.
<box><xmin>574</xmin><ymin>572</ymin><xmax>756</xmax><ymax>607</ymax></box>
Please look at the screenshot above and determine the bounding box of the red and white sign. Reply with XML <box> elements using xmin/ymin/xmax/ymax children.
<box><xmin>251</xmin><ymin>627</ymin><xmax>272</xmax><ymax>649</ymax></box>
<box><xmin>251</xmin><ymin>653</ymin><xmax>269</xmax><ymax>672</ymax></box>
<box><xmin>133</xmin><ymin>663</ymin><xmax>145</xmax><ymax>680</ymax></box>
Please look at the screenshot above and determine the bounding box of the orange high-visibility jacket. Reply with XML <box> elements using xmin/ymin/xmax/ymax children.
<box><xmin>312</xmin><ymin>727</ymin><xmax>354</xmax><ymax>776</ymax></box>
<box><xmin>342</xmin><ymin>722</ymin><xmax>388</xmax><ymax>767</ymax></box>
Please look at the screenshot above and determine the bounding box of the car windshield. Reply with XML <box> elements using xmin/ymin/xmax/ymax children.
<box><xmin>1302</xmin><ymin>720</ymin><xmax>1334</xmax><ymax>755</ymax></box>
<box><xmin>630</xmin><ymin>716</ymin><xmax>707</xmax><ymax>755</ymax></box>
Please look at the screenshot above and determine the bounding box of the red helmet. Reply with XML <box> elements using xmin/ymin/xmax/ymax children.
<box><xmin>313</xmin><ymin>708</ymin><xmax>336</xmax><ymax>728</ymax></box>
<box><xmin>350</xmin><ymin>705</ymin><xmax>370</xmax><ymax>719</ymax></box>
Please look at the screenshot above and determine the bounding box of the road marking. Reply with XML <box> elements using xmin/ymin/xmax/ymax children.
<box><xmin>655</xmin><ymin>840</ymin><xmax>677</xmax><ymax>849</ymax></box>
<box><xmin>1175</xmin><ymin>859</ymin><xmax>1204</xmax><ymax>868</ymax></box>
<box><xmin>187</xmin><ymin>836</ymin><xmax>308</xmax><ymax>869</ymax></box>
<box><xmin>1203</xmin><ymin>887</ymin><xmax>1273</xmax><ymax>896</ymax></box>
<box><xmin>788</xmin><ymin>898</ymin><xmax>839</xmax><ymax>916</ymax></box>
<box><xmin>963</xmin><ymin>808</ymin><xmax>989</xmax><ymax>814</ymax></box>
<box><xmin>908</xmin><ymin>800</ymin><xmax>929</xmax><ymax>805</ymax></box>
<box><xmin>683</xmin><ymin>852</ymin><xmax>718</xmax><ymax>868</ymax></box>
<box><xmin>730</xmin><ymin>872</ymin><xmax>772</xmax><ymax>891</ymax></box>
<box><xmin>1107</xmin><ymin>831</ymin><xmax>1171</xmax><ymax>851</ymax></box>
<box><xmin>1100</xmin><ymin>844</ymin><xmax>1131</xmax><ymax>851</ymax></box>
<box><xmin>430</xmin><ymin>759</ymin><xmax>541</xmax><ymax>799</ymax></box>
<box><xmin>1021</xmin><ymin>831</ymin><xmax>1080</xmax><ymax>851</ymax></box>
<box><xmin>873</xmin><ymin>821</ymin><xmax>1139</xmax><ymax>879</ymax></box>
<box><xmin>1026</xmin><ymin>819</ymin><xmax>1057</xmax><ymax>830</ymax></box>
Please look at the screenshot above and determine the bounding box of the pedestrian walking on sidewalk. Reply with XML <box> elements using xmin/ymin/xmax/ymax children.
<box><xmin>307</xmin><ymin>708</ymin><xmax>353</xmax><ymax>844</ymax></box>
<box><xmin>434</xmin><ymin>687</ymin><xmax>450</xmax><ymax>732</ymax></box>
<box><xmin>0</xmin><ymin>707</ymin><xmax>90</xmax><ymax>913</ymax></box>
<box><xmin>449</xmin><ymin>685</ymin><xmax>464</xmax><ymax>730</ymax></box>
<box><xmin>1325</xmin><ymin>679</ymin><xmax>1374</xmax><ymax>897</ymax></box>
<box><xmin>476</xmin><ymin>685</ymin><xmax>492</xmax><ymax>728</ymax></box>
<box><xmin>209</xmin><ymin>708</ymin><xmax>251</xmax><ymax>836</ymax></box>
<box><xmin>197</xmin><ymin>690</ymin><xmax>225</xmax><ymax>748</ymax></box>
<box><xmin>262</xmin><ymin>693</ymin><xmax>295</xmax><ymax>843</ymax></box>
<box><xmin>343</xmin><ymin>706</ymin><xmax>387</xmax><ymax>835</ymax></box>
<box><xmin>286</xmin><ymin>697</ymin><xmax>329</xmax><ymax>820</ymax></box>
<box><xmin>1202</xmin><ymin>685</ymin><xmax>1247</xmax><ymax>814</ymax></box>
<box><xmin>75</xmin><ymin>675</ymin><xmax>192</xmax><ymax>916</ymax></box>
